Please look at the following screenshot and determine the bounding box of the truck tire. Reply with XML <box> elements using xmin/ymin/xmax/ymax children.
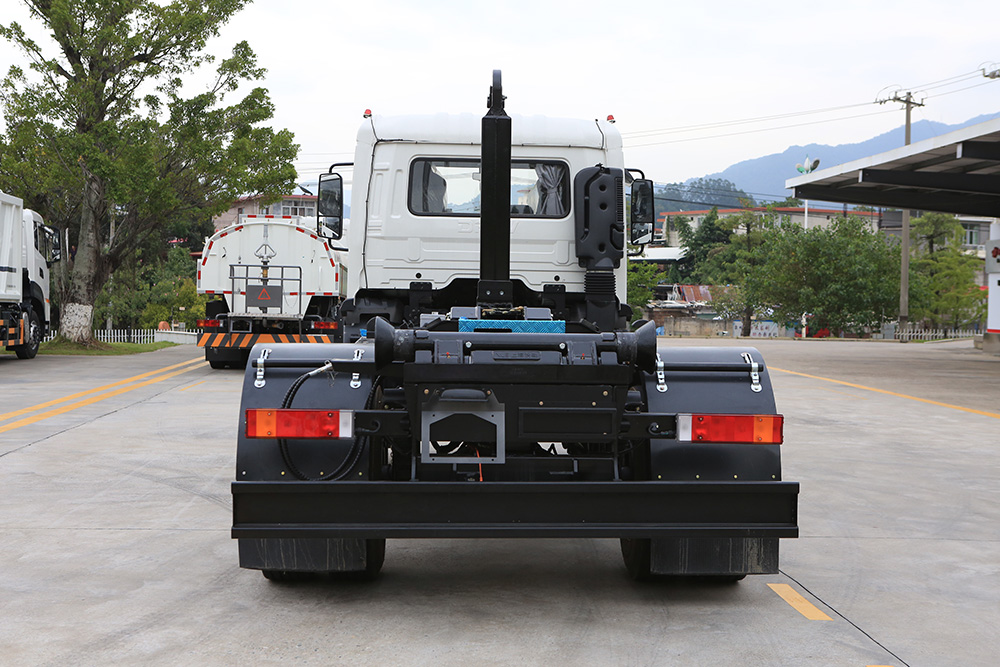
<box><xmin>14</xmin><ymin>310</ymin><xmax>41</xmax><ymax>359</ymax></box>
<box><xmin>620</xmin><ymin>538</ymin><xmax>652</xmax><ymax>581</ymax></box>
<box><xmin>358</xmin><ymin>539</ymin><xmax>386</xmax><ymax>581</ymax></box>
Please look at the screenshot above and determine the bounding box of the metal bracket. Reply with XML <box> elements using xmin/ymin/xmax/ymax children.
<box><xmin>254</xmin><ymin>348</ymin><xmax>272</xmax><ymax>388</ymax></box>
<box><xmin>741</xmin><ymin>352</ymin><xmax>762</xmax><ymax>393</ymax></box>
<box><xmin>350</xmin><ymin>348</ymin><xmax>364</xmax><ymax>389</ymax></box>
<box><xmin>655</xmin><ymin>353</ymin><xmax>667</xmax><ymax>392</ymax></box>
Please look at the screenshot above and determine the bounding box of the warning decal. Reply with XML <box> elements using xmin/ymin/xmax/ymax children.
<box><xmin>246</xmin><ymin>284</ymin><xmax>283</xmax><ymax>308</ymax></box>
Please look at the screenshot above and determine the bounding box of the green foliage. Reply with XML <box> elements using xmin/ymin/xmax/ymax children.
<box><xmin>910</xmin><ymin>212</ymin><xmax>963</xmax><ymax>255</ymax></box>
<box><xmin>33</xmin><ymin>337</ymin><xmax>178</xmax><ymax>355</ymax></box>
<box><xmin>0</xmin><ymin>0</ymin><xmax>298</xmax><ymax>340</ymax></box>
<box><xmin>761</xmin><ymin>216</ymin><xmax>899</xmax><ymax>333</ymax></box>
<box><xmin>908</xmin><ymin>216</ymin><xmax>984</xmax><ymax>329</ymax></box>
<box><xmin>92</xmin><ymin>250</ymin><xmax>155</xmax><ymax>329</ymax></box>
<box><xmin>675</xmin><ymin>207</ymin><xmax>730</xmax><ymax>282</ymax></box>
<box><xmin>654</xmin><ymin>178</ymin><xmax>753</xmax><ymax>215</ymax></box>
<box><xmin>627</xmin><ymin>260</ymin><xmax>666</xmax><ymax>314</ymax></box>
<box><xmin>700</xmin><ymin>205</ymin><xmax>782</xmax><ymax>336</ymax></box>
<box><xmin>140</xmin><ymin>246</ymin><xmax>207</xmax><ymax>328</ymax></box>
<box><xmin>94</xmin><ymin>245</ymin><xmax>207</xmax><ymax>329</ymax></box>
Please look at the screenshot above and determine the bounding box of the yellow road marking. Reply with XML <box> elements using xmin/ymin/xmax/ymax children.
<box><xmin>768</xmin><ymin>583</ymin><xmax>832</xmax><ymax>621</ymax></box>
<box><xmin>0</xmin><ymin>357</ymin><xmax>204</xmax><ymax>423</ymax></box>
<box><xmin>179</xmin><ymin>379</ymin><xmax>208</xmax><ymax>391</ymax></box>
<box><xmin>0</xmin><ymin>362</ymin><xmax>205</xmax><ymax>435</ymax></box>
<box><xmin>770</xmin><ymin>366</ymin><xmax>1000</xmax><ymax>419</ymax></box>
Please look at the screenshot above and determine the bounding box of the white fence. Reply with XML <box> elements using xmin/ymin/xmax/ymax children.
<box><xmin>44</xmin><ymin>328</ymin><xmax>200</xmax><ymax>344</ymax></box>
<box><xmin>895</xmin><ymin>327</ymin><xmax>978</xmax><ymax>341</ymax></box>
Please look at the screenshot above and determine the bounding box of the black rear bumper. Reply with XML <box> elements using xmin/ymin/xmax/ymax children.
<box><xmin>231</xmin><ymin>480</ymin><xmax>799</xmax><ymax>539</ymax></box>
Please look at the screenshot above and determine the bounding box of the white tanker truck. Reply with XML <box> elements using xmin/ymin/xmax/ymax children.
<box><xmin>196</xmin><ymin>214</ymin><xmax>346</xmax><ymax>368</ymax></box>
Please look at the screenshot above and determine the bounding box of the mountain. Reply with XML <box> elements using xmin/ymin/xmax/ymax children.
<box><xmin>697</xmin><ymin>112</ymin><xmax>1000</xmax><ymax>202</ymax></box>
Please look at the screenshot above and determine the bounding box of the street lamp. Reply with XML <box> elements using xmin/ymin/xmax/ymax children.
<box><xmin>795</xmin><ymin>157</ymin><xmax>820</xmax><ymax>228</ymax></box>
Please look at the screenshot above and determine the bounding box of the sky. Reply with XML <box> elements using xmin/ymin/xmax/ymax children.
<box><xmin>2</xmin><ymin>0</ymin><xmax>1000</xmax><ymax>196</ymax></box>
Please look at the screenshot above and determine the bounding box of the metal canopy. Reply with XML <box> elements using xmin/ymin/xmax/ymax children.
<box><xmin>785</xmin><ymin>117</ymin><xmax>1000</xmax><ymax>217</ymax></box>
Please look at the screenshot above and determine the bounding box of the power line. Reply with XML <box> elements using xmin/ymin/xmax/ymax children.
<box><xmin>622</xmin><ymin>66</ymin><xmax>997</xmax><ymax>143</ymax></box>
<box><xmin>620</xmin><ymin>101</ymin><xmax>876</xmax><ymax>138</ymax></box>
<box><xmin>624</xmin><ymin>108</ymin><xmax>898</xmax><ymax>149</ymax></box>
<box><xmin>925</xmin><ymin>79</ymin><xmax>998</xmax><ymax>99</ymax></box>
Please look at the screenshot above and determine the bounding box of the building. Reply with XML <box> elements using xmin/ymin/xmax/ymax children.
<box><xmin>876</xmin><ymin>210</ymin><xmax>993</xmax><ymax>258</ymax></box>
<box><xmin>656</xmin><ymin>206</ymin><xmax>882</xmax><ymax>245</ymax></box>
<box><xmin>212</xmin><ymin>187</ymin><xmax>317</xmax><ymax>232</ymax></box>
<box><xmin>656</xmin><ymin>205</ymin><xmax>993</xmax><ymax>256</ymax></box>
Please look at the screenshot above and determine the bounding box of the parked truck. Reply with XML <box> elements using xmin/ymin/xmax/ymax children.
<box><xmin>231</xmin><ymin>72</ymin><xmax>798</xmax><ymax>582</ymax></box>
<box><xmin>1</xmin><ymin>191</ymin><xmax>59</xmax><ymax>360</ymax></box>
<box><xmin>196</xmin><ymin>214</ymin><xmax>346</xmax><ymax>368</ymax></box>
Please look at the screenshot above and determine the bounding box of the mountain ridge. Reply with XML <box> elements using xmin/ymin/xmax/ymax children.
<box><xmin>697</xmin><ymin>112</ymin><xmax>1000</xmax><ymax>202</ymax></box>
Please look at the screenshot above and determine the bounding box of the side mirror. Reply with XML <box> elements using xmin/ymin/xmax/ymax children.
<box><xmin>630</xmin><ymin>179</ymin><xmax>654</xmax><ymax>246</ymax></box>
<box><xmin>317</xmin><ymin>172</ymin><xmax>343</xmax><ymax>239</ymax></box>
<box><xmin>42</xmin><ymin>224</ymin><xmax>61</xmax><ymax>264</ymax></box>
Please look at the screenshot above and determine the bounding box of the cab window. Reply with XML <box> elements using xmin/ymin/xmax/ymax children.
<box><xmin>408</xmin><ymin>159</ymin><xmax>568</xmax><ymax>218</ymax></box>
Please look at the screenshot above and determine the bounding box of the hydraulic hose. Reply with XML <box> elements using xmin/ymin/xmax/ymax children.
<box><xmin>277</xmin><ymin>361</ymin><xmax>378</xmax><ymax>481</ymax></box>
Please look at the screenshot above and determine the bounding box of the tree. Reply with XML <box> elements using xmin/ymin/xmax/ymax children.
<box><xmin>654</xmin><ymin>178</ymin><xmax>753</xmax><ymax>215</ymax></box>
<box><xmin>627</xmin><ymin>260</ymin><xmax>666</xmax><ymax>316</ymax></box>
<box><xmin>910</xmin><ymin>212</ymin><xmax>964</xmax><ymax>255</ymax></box>
<box><xmin>762</xmin><ymin>216</ymin><xmax>899</xmax><ymax>334</ymax></box>
<box><xmin>700</xmin><ymin>204</ymin><xmax>780</xmax><ymax>336</ymax></box>
<box><xmin>675</xmin><ymin>207</ymin><xmax>729</xmax><ymax>281</ymax></box>
<box><xmin>772</xmin><ymin>196</ymin><xmax>803</xmax><ymax>208</ymax></box>
<box><xmin>908</xmin><ymin>214</ymin><xmax>984</xmax><ymax>330</ymax></box>
<box><xmin>0</xmin><ymin>0</ymin><xmax>298</xmax><ymax>343</ymax></box>
<box><xmin>684</xmin><ymin>177</ymin><xmax>755</xmax><ymax>209</ymax></box>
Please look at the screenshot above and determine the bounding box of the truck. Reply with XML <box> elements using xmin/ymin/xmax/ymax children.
<box><xmin>1</xmin><ymin>191</ymin><xmax>59</xmax><ymax>360</ymax></box>
<box><xmin>231</xmin><ymin>72</ymin><xmax>798</xmax><ymax>582</ymax></box>
<box><xmin>196</xmin><ymin>214</ymin><xmax>346</xmax><ymax>369</ymax></box>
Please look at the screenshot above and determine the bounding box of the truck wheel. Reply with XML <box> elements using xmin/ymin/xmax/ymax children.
<box><xmin>14</xmin><ymin>310</ymin><xmax>41</xmax><ymax>359</ymax></box>
<box><xmin>359</xmin><ymin>539</ymin><xmax>386</xmax><ymax>580</ymax></box>
<box><xmin>206</xmin><ymin>348</ymin><xmax>230</xmax><ymax>369</ymax></box>
<box><xmin>620</xmin><ymin>538</ymin><xmax>652</xmax><ymax>581</ymax></box>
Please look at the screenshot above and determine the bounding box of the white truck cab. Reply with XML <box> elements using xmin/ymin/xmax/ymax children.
<box><xmin>319</xmin><ymin>112</ymin><xmax>651</xmax><ymax>340</ymax></box>
<box><xmin>1</xmin><ymin>190</ymin><xmax>59</xmax><ymax>359</ymax></box>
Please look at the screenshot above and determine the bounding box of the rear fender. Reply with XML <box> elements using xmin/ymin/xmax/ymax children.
<box><xmin>642</xmin><ymin>345</ymin><xmax>782</xmax><ymax>482</ymax></box>
<box><xmin>641</xmin><ymin>345</ymin><xmax>786</xmax><ymax>575</ymax></box>
<box><xmin>236</xmin><ymin>341</ymin><xmax>376</xmax><ymax>482</ymax></box>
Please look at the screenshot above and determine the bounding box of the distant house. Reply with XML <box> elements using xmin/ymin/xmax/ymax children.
<box><xmin>657</xmin><ymin>206</ymin><xmax>882</xmax><ymax>245</ymax></box>
<box><xmin>212</xmin><ymin>187</ymin><xmax>317</xmax><ymax>232</ymax></box>
<box><xmin>656</xmin><ymin>206</ymin><xmax>994</xmax><ymax>256</ymax></box>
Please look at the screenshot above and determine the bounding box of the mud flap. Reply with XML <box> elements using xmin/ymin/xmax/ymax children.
<box><xmin>650</xmin><ymin>537</ymin><xmax>778</xmax><ymax>575</ymax></box>
<box><xmin>238</xmin><ymin>537</ymin><xmax>382</xmax><ymax>573</ymax></box>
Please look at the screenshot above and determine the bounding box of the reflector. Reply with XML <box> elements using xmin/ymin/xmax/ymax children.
<box><xmin>246</xmin><ymin>409</ymin><xmax>354</xmax><ymax>439</ymax></box>
<box><xmin>677</xmin><ymin>414</ymin><xmax>783</xmax><ymax>444</ymax></box>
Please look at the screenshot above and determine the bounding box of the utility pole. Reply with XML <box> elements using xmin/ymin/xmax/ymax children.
<box><xmin>878</xmin><ymin>90</ymin><xmax>925</xmax><ymax>334</ymax></box>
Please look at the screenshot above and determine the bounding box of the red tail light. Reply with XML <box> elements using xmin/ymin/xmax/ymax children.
<box><xmin>677</xmin><ymin>414</ymin><xmax>783</xmax><ymax>444</ymax></box>
<box><xmin>311</xmin><ymin>321</ymin><xmax>339</xmax><ymax>330</ymax></box>
<box><xmin>246</xmin><ymin>409</ymin><xmax>354</xmax><ymax>439</ymax></box>
<box><xmin>197</xmin><ymin>319</ymin><xmax>221</xmax><ymax>328</ymax></box>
